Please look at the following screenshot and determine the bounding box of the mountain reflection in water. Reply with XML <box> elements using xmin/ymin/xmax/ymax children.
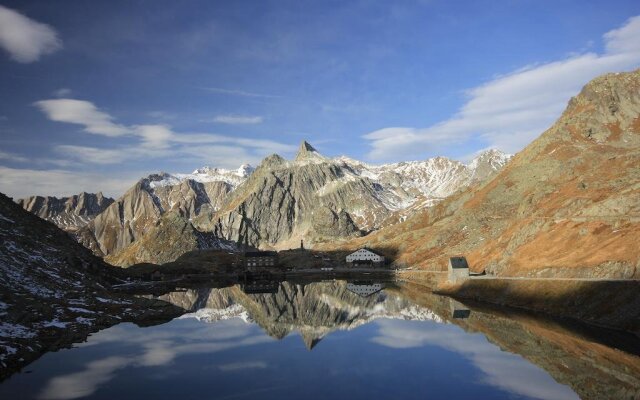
<box><xmin>1</xmin><ymin>279</ymin><xmax>639</xmax><ymax>400</ymax></box>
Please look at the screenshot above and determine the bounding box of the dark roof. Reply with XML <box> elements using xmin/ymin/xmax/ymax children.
<box><xmin>449</xmin><ymin>257</ymin><xmax>469</xmax><ymax>269</ymax></box>
<box><xmin>244</xmin><ymin>251</ymin><xmax>278</xmax><ymax>257</ymax></box>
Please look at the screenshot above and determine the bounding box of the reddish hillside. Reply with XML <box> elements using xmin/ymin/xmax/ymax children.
<box><xmin>335</xmin><ymin>69</ymin><xmax>640</xmax><ymax>278</ymax></box>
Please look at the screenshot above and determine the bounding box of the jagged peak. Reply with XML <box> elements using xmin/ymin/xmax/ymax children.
<box><xmin>467</xmin><ymin>149</ymin><xmax>512</xmax><ymax>169</ymax></box>
<box><xmin>294</xmin><ymin>140</ymin><xmax>325</xmax><ymax>163</ymax></box>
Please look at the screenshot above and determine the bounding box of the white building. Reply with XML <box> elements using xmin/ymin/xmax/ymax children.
<box><xmin>347</xmin><ymin>282</ymin><xmax>385</xmax><ymax>297</ymax></box>
<box><xmin>345</xmin><ymin>248</ymin><xmax>385</xmax><ymax>265</ymax></box>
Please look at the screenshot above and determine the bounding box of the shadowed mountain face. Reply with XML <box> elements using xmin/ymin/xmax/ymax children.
<box><xmin>0</xmin><ymin>192</ymin><xmax>181</xmax><ymax>379</ymax></box>
<box><xmin>17</xmin><ymin>192</ymin><xmax>114</xmax><ymax>232</ymax></box>
<box><xmin>346</xmin><ymin>69</ymin><xmax>640</xmax><ymax>278</ymax></box>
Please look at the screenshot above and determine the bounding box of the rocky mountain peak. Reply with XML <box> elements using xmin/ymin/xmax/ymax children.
<box><xmin>295</xmin><ymin>140</ymin><xmax>325</xmax><ymax>163</ymax></box>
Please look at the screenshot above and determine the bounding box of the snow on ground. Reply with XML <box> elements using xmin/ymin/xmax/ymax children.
<box><xmin>178</xmin><ymin>304</ymin><xmax>251</xmax><ymax>323</ymax></box>
<box><xmin>41</xmin><ymin>319</ymin><xmax>69</xmax><ymax>328</ymax></box>
<box><xmin>0</xmin><ymin>322</ymin><xmax>36</xmax><ymax>339</ymax></box>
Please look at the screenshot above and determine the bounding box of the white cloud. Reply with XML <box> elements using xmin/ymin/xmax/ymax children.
<box><xmin>0</xmin><ymin>150</ymin><xmax>28</xmax><ymax>163</ymax></box>
<box><xmin>211</xmin><ymin>115</ymin><xmax>264</xmax><ymax>124</ymax></box>
<box><xmin>38</xmin><ymin>319</ymin><xmax>272</xmax><ymax>400</ymax></box>
<box><xmin>34</xmin><ymin>99</ymin><xmax>130</xmax><ymax>137</ymax></box>
<box><xmin>38</xmin><ymin>356</ymin><xmax>130</xmax><ymax>400</ymax></box>
<box><xmin>0</xmin><ymin>5</ymin><xmax>62</xmax><ymax>63</ymax></box>
<box><xmin>371</xmin><ymin>319</ymin><xmax>578</xmax><ymax>400</ymax></box>
<box><xmin>34</xmin><ymin>99</ymin><xmax>296</xmax><ymax>166</ymax></box>
<box><xmin>364</xmin><ymin>15</ymin><xmax>640</xmax><ymax>161</ymax></box>
<box><xmin>54</xmin><ymin>145</ymin><xmax>133</xmax><ymax>165</ymax></box>
<box><xmin>0</xmin><ymin>166</ymin><xmax>141</xmax><ymax>198</ymax></box>
<box><xmin>133</xmin><ymin>124</ymin><xmax>174</xmax><ymax>149</ymax></box>
<box><xmin>217</xmin><ymin>361</ymin><xmax>267</xmax><ymax>371</ymax></box>
<box><xmin>53</xmin><ymin>88</ymin><xmax>72</xmax><ymax>97</ymax></box>
<box><xmin>203</xmin><ymin>87</ymin><xmax>280</xmax><ymax>98</ymax></box>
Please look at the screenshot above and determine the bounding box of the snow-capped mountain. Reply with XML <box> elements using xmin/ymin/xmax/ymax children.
<box><xmin>148</xmin><ymin>164</ymin><xmax>255</xmax><ymax>190</ymax></box>
<box><xmin>22</xmin><ymin>141</ymin><xmax>510</xmax><ymax>264</ymax></box>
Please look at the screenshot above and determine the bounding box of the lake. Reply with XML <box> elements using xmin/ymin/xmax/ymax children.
<box><xmin>1</xmin><ymin>279</ymin><xmax>639</xmax><ymax>400</ymax></box>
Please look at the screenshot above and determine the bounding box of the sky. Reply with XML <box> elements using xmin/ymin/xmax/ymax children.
<box><xmin>0</xmin><ymin>0</ymin><xmax>639</xmax><ymax>199</ymax></box>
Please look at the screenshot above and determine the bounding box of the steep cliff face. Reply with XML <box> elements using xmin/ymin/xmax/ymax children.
<box><xmin>348</xmin><ymin>69</ymin><xmax>640</xmax><ymax>278</ymax></box>
<box><xmin>77</xmin><ymin>175</ymin><xmax>235</xmax><ymax>257</ymax></box>
<box><xmin>104</xmin><ymin>211</ymin><xmax>237</xmax><ymax>267</ymax></box>
<box><xmin>17</xmin><ymin>192</ymin><xmax>114</xmax><ymax>232</ymax></box>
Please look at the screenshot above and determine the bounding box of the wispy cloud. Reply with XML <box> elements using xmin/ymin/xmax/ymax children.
<box><xmin>217</xmin><ymin>361</ymin><xmax>267</xmax><ymax>371</ymax></box>
<box><xmin>372</xmin><ymin>319</ymin><xmax>578</xmax><ymax>400</ymax></box>
<box><xmin>53</xmin><ymin>88</ymin><xmax>72</xmax><ymax>97</ymax></box>
<box><xmin>33</xmin><ymin>98</ymin><xmax>295</xmax><ymax>160</ymax></box>
<box><xmin>210</xmin><ymin>115</ymin><xmax>264</xmax><ymax>125</ymax></box>
<box><xmin>0</xmin><ymin>5</ymin><xmax>62</xmax><ymax>63</ymax></box>
<box><xmin>203</xmin><ymin>87</ymin><xmax>280</xmax><ymax>98</ymax></box>
<box><xmin>364</xmin><ymin>15</ymin><xmax>640</xmax><ymax>161</ymax></box>
<box><xmin>34</xmin><ymin>99</ymin><xmax>130</xmax><ymax>137</ymax></box>
<box><xmin>0</xmin><ymin>150</ymin><xmax>28</xmax><ymax>163</ymax></box>
<box><xmin>38</xmin><ymin>320</ymin><xmax>272</xmax><ymax>400</ymax></box>
<box><xmin>0</xmin><ymin>166</ymin><xmax>142</xmax><ymax>198</ymax></box>
<box><xmin>38</xmin><ymin>356</ymin><xmax>130</xmax><ymax>400</ymax></box>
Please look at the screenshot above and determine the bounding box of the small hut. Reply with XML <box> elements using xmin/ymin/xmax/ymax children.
<box><xmin>448</xmin><ymin>256</ymin><xmax>469</xmax><ymax>283</ymax></box>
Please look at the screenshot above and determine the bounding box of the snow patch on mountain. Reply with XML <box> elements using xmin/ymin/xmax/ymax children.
<box><xmin>148</xmin><ymin>164</ymin><xmax>255</xmax><ymax>189</ymax></box>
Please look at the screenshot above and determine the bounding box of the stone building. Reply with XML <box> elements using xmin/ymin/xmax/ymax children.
<box><xmin>244</xmin><ymin>251</ymin><xmax>278</xmax><ymax>270</ymax></box>
<box><xmin>448</xmin><ymin>256</ymin><xmax>470</xmax><ymax>283</ymax></box>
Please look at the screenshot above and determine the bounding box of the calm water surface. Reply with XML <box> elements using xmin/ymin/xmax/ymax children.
<box><xmin>2</xmin><ymin>280</ymin><xmax>639</xmax><ymax>400</ymax></box>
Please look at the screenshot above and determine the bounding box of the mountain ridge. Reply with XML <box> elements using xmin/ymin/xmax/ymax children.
<box><xmin>60</xmin><ymin>147</ymin><xmax>510</xmax><ymax>264</ymax></box>
<box><xmin>337</xmin><ymin>68</ymin><xmax>640</xmax><ymax>278</ymax></box>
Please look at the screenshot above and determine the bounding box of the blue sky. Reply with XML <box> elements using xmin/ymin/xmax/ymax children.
<box><xmin>1</xmin><ymin>0</ymin><xmax>639</xmax><ymax>198</ymax></box>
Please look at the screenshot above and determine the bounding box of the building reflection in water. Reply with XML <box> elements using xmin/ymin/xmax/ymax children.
<box><xmin>346</xmin><ymin>281</ymin><xmax>385</xmax><ymax>297</ymax></box>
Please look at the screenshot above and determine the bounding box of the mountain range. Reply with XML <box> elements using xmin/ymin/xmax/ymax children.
<box><xmin>17</xmin><ymin>144</ymin><xmax>510</xmax><ymax>266</ymax></box>
<box><xmin>12</xmin><ymin>69</ymin><xmax>640</xmax><ymax>278</ymax></box>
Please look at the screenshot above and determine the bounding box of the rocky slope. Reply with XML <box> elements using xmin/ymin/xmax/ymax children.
<box><xmin>342</xmin><ymin>69</ymin><xmax>640</xmax><ymax>278</ymax></box>
<box><xmin>0</xmin><ymin>192</ymin><xmax>181</xmax><ymax>379</ymax></box>
<box><xmin>104</xmin><ymin>211</ymin><xmax>237</xmax><ymax>267</ymax></box>
<box><xmin>17</xmin><ymin>192</ymin><xmax>113</xmax><ymax>232</ymax></box>
<box><xmin>76</xmin><ymin>167</ymin><xmax>246</xmax><ymax>257</ymax></box>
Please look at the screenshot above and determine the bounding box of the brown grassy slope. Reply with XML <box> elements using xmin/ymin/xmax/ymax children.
<box><xmin>328</xmin><ymin>69</ymin><xmax>640</xmax><ymax>278</ymax></box>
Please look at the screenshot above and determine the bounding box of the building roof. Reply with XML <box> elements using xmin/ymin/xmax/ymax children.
<box><xmin>349</xmin><ymin>248</ymin><xmax>384</xmax><ymax>257</ymax></box>
<box><xmin>449</xmin><ymin>257</ymin><xmax>469</xmax><ymax>269</ymax></box>
<box><xmin>244</xmin><ymin>251</ymin><xmax>278</xmax><ymax>257</ymax></box>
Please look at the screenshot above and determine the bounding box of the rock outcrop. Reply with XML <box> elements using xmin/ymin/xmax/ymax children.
<box><xmin>76</xmin><ymin>175</ymin><xmax>236</xmax><ymax>258</ymax></box>
<box><xmin>17</xmin><ymin>192</ymin><xmax>113</xmax><ymax>232</ymax></box>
